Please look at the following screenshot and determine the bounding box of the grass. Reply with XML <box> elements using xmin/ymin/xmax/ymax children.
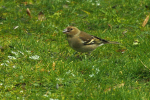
<box><xmin>0</xmin><ymin>0</ymin><xmax>150</xmax><ymax>99</ymax></box>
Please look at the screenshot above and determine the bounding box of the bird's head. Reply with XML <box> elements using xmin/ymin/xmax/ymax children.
<box><xmin>63</xmin><ymin>26</ymin><xmax>80</xmax><ymax>36</ymax></box>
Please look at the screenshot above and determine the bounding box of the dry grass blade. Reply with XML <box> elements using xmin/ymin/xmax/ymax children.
<box><xmin>52</xmin><ymin>61</ymin><xmax>56</xmax><ymax>70</ymax></box>
<box><xmin>122</xmin><ymin>29</ymin><xmax>128</xmax><ymax>36</ymax></box>
<box><xmin>139</xmin><ymin>59</ymin><xmax>150</xmax><ymax>71</ymax></box>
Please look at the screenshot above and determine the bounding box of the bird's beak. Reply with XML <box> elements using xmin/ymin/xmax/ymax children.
<box><xmin>63</xmin><ymin>28</ymin><xmax>68</xmax><ymax>33</ymax></box>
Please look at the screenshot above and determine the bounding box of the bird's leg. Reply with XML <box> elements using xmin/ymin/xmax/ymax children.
<box><xmin>71</xmin><ymin>51</ymin><xmax>82</xmax><ymax>59</ymax></box>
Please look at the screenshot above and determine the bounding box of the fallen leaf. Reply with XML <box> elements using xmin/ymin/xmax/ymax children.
<box><xmin>133</xmin><ymin>39</ymin><xmax>139</xmax><ymax>45</ymax></box>
<box><xmin>116</xmin><ymin>49</ymin><xmax>126</xmax><ymax>54</ymax></box>
<box><xmin>26</xmin><ymin>8</ymin><xmax>32</xmax><ymax>18</ymax></box>
<box><xmin>40</xmin><ymin>68</ymin><xmax>45</xmax><ymax>72</ymax></box>
<box><xmin>14</xmin><ymin>26</ymin><xmax>19</xmax><ymax>29</ymax></box>
<box><xmin>142</xmin><ymin>15</ymin><xmax>149</xmax><ymax>27</ymax></box>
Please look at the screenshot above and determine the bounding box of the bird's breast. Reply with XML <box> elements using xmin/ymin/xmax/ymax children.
<box><xmin>67</xmin><ymin>37</ymin><xmax>82</xmax><ymax>48</ymax></box>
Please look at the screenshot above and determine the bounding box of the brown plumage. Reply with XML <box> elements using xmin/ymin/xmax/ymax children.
<box><xmin>63</xmin><ymin>26</ymin><xmax>119</xmax><ymax>52</ymax></box>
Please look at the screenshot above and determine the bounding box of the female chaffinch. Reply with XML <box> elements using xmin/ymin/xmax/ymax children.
<box><xmin>63</xmin><ymin>26</ymin><xmax>119</xmax><ymax>53</ymax></box>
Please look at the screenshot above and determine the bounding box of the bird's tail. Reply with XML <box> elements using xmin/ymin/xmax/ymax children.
<box><xmin>107</xmin><ymin>41</ymin><xmax>120</xmax><ymax>44</ymax></box>
<box><xmin>93</xmin><ymin>36</ymin><xmax>120</xmax><ymax>45</ymax></box>
<box><xmin>98</xmin><ymin>40</ymin><xmax>120</xmax><ymax>47</ymax></box>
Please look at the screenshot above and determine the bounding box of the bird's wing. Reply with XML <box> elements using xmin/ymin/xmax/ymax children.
<box><xmin>79</xmin><ymin>31</ymin><xmax>109</xmax><ymax>45</ymax></box>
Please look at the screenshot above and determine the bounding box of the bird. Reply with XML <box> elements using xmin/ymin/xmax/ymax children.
<box><xmin>63</xmin><ymin>26</ymin><xmax>119</xmax><ymax>53</ymax></box>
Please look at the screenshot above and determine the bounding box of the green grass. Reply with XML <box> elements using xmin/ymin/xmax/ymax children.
<box><xmin>1</xmin><ymin>0</ymin><xmax>150</xmax><ymax>99</ymax></box>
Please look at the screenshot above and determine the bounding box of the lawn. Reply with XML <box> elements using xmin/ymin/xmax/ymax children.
<box><xmin>0</xmin><ymin>0</ymin><xmax>150</xmax><ymax>99</ymax></box>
